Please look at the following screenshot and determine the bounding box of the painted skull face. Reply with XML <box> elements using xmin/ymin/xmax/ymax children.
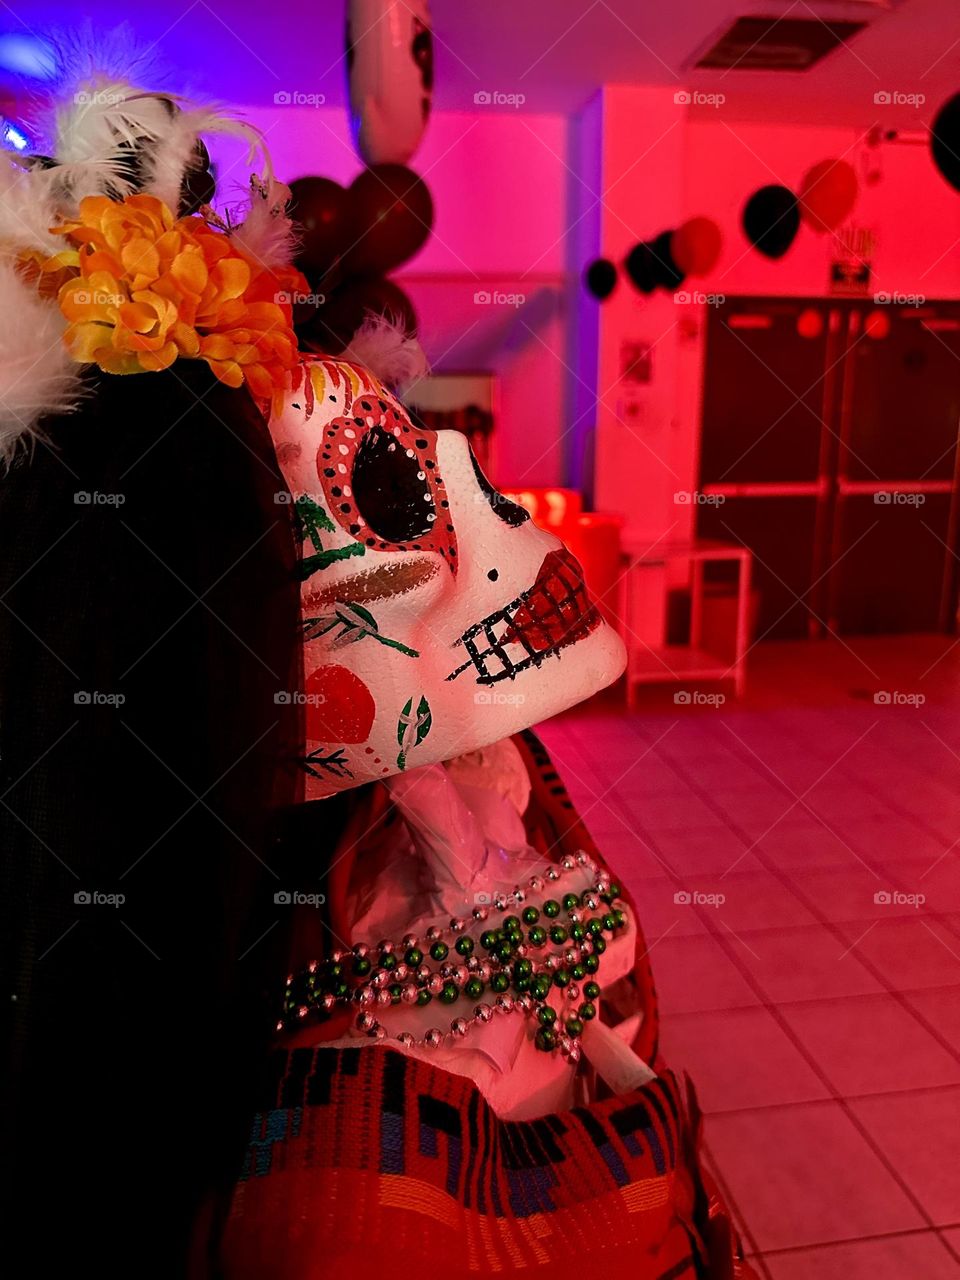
<box><xmin>271</xmin><ymin>356</ymin><xmax>626</xmax><ymax>797</ymax></box>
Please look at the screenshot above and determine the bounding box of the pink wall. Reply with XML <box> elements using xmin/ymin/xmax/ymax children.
<box><xmin>670</xmin><ymin>117</ymin><xmax>960</xmax><ymax>536</ymax></box>
<box><xmin>683</xmin><ymin>119</ymin><xmax>960</xmax><ymax>298</ymax></box>
<box><xmin>584</xmin><ymin>98</ymin><xmax>960</xmax><ymax>543</ymax></box>
<box><xmin>222</xmin><ymin>104</ymin><xmax>572</xmax><ymax>487</ymax></box>
<box><xmin>218</xmin><ymin>97</ymin><xmax>960</xmax><ymax>511</ymax></box>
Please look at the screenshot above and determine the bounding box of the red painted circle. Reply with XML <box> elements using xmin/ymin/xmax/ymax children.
<box><xmin>305</xmin><ymin>664</ymin><xmax>376</xmax><ymax>744</ymax></box>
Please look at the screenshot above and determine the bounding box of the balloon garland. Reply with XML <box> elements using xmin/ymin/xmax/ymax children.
<box><xmin>583</xmin><ymin>152</ymin><xmax>872</xmax><ymax>299</ymax></box>
<box><xmin>289</xmin><ymin>166</ymin><xmax>431</xmax><ymax>352</ymax></box>
<box><xmin>931</xmin><ymin>92</ymin><xmax>960</xmax><ymax>192</ymax></box>
<box><xmin>584</xmin><ymin>258</ymin><xmax>617</xmax><ymax>299</ymax></box>
<box><xmin>583</xmin><ymin>90</ymin><xmax>960</xmax><ymax>300</ymax></box>
<box><xmin>289</xmin><ymin>167</ymin><xmax>432</xmax><ymax>353</ymax></box>
<box><xmin>742</xmin><ymin>184</ymin><xmax>800</xmax><ymax>259</ymax></box>
<box><xmin>286</xmin><ymin>1</ymin><xmax>437</xmax><ymax>351</ymax></box>
<box><xmin>798</xmin><ymin>159</ymin><xmax>858</xmax><ymax>233</ymax></box>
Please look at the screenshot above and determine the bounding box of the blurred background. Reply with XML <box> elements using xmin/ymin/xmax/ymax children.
<box><xmin>6</xmin><ymin>3</ymin><xmax>960</xmax><ymax>1274</ymax></box>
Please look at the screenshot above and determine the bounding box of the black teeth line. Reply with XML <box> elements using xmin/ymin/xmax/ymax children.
<box><xmin>446</xmin><ymin>561</ymin><xmax>600</xmax><ymax>686</ymax></box>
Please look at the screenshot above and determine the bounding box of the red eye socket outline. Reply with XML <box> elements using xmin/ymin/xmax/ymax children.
<box><xmin>314</xmin><ymin>378</ymin><xmax>458</xmax><ymax>572</ymax></box>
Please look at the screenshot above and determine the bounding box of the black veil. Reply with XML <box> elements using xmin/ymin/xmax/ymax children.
<box><xmin>0</xmin><ymin>363</ymin><xmax>306</xmax><ymax>1275</ymax></box>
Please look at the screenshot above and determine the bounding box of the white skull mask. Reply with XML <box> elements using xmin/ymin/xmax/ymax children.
<box><xmin>270</xmin><ymin>356</ymin><xmax>626</xmax><ymax>797</ymax></box>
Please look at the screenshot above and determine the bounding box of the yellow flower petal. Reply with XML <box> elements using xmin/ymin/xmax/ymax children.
<box><xmin>121</xmin><ymin>238</ymin><xmax>161</xmax><ymax>288</ymax></box>
<box><xmin>206</xmin><ymin>358</ymin><xmax>244</xmax><ymax>388</ymax></box>
<box><xmin>137</xmin><ymin>342</ymin><xmax>179</xmax><ymax>372</ymax></box>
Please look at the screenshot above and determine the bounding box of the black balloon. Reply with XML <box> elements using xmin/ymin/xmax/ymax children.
<box><xmin>288</xmin><ymin>176</ymin><xmax>352</xmax><ymax>282</ymax></box>
<box><xmin>931</xmin><ymin>93</ymin><xmax>960</xmax><ymax>192</ymax></box>
<box><xmin>585</xmin><ymin>258</ymin><xmax>617</xmax><ymax>299</ymax></box>
<box><xmin>624</xmin><ymin>242</ymin><xmax>658</xmax><ymax>294</ymax></box>
<box><xmin>346</xmin><ymin>164</ymin><xmax>434</xmax><ymax>276</ymax></box>
<box><xmin>649</xmin><ymin>229</ymin><xmax>686</xmax><ymax>289</ymax></box>
<box><xmin>742</xmin><ymin>185</ymin><xmax>800</xmax><ymax>259</ymax></box>
<box><xmin>299</xmin><ymin>277</ymin><xmax>417</xmax><ymax>354</ymax></box>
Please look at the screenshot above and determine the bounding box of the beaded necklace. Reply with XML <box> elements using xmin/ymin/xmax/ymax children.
<box><xmin>280</xmin><ymin>851</ymin><xmax>628</xmax><ymax>1060</ymax></box>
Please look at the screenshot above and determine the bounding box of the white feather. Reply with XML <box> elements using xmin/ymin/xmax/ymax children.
<box><xmin>341</xmin><ymin>315</ymin><xmax>428</xmax><ymax>393</ymax></box>
<box><xmin>0</xmin><ymin>156</ymin><xmax>62</xmax><ymax>253</ymax></box>
<box><xmin>230</xmin><ymin>178</ymin><xmax>299</xmax><ymax>270</ymax></box>
<box><xmin>0</xmin><ymin>263</ymin><xmax>84</xmax><ymax>469</ymax></box>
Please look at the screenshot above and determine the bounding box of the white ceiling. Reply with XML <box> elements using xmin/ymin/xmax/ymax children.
<box><xmin>7</xmin><ymin>0</ymin><xmax>960</xmax><ymax>126</ymax></box>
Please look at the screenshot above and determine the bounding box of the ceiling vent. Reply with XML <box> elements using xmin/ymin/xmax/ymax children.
<box><xmin>693</xmin><ymin>15</ymin><xmax>868</xmax><ymax>71</ymax></box>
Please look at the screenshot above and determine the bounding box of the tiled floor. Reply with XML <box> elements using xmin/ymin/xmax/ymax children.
<box><xmin>539</xmin><ymin>634</ymin><xmax>960</xmax><ymax>1277</ymax></box>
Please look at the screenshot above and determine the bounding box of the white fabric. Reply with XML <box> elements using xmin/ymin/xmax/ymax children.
<box><xmin>339</xmin><ymin>743</ymin><xmax>643</xmax><ymax>1119</ymax></box>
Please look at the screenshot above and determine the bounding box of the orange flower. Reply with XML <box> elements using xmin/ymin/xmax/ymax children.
<box><xmin>23</xmin><ymin>192</ymin><xmax>309</xmax><ymax>398</ymax></box>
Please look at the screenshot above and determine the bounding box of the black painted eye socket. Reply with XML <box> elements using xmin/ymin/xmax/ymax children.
<box><xmin>352</xmin><ymin>425</ymin><xmax>435</xmax><ymax>543</ymax></box>
<box><xmin>470</xmin><ymin>450</ymin><xmax>530</xmax><ymax>527</ymax></box>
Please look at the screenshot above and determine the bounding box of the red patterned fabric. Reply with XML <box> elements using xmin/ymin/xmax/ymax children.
<box><xmin>221</xmin><ymin>731</ymin><xmax>757</xmax><ymax>1277</ymax></box>
<box><xmin>221</xmin><ymin>1046</ymin><xmax>754</xmax><ymax>1279</ymax></box>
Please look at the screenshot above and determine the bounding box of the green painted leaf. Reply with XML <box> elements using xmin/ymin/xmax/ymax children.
<box><xmin>396</xmin><ymin>694</ymin><xmax>432</xmax><ymax>770</ymax></box>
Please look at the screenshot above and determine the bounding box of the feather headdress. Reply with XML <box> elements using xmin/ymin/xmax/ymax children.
<box><xmin>0</xmin><ymin>49</ymin><xmax>299</xmax><ymax>468</ymax></box>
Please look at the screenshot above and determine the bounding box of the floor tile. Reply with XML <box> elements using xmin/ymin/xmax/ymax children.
<box><xmin>645</xmin><ymin>933</ymin><xmax>761</xmax><ymax>1015</ymax></box>
<box><xmin>725</xmin><ymin>924</ymin><xmax>886</xmax><ymax>1003</ymax></box>
<box><xmin>762</xmin><ymin>1232</ymin><xmax>960</xmax><ymax>1279</ymax></box>
<box><xmin>620</xmin><ymin>792</ymin><xmax>726</xmax><ymax>831</ymax></box>
<box><xmin>902</xmin><ymin>987</ymin><xmax>960</xmax><ymax>1056</ymax></box>
<box><xmin>779</xmin><ymin>995</ymin><xmax>960</xmax><ymax>1095</ymax></box>
<box><xmin>658</xmin><ymin>1006</ymin><xmax>830</xmax><ymax>1112</ymax></box>
<box><xmin>643</xmin><ymin>827</ymin><xmax>761</xmax><ymax>875</ymax></box>
<box><xmin>752</xmin><ymin>822</ymin><xmax>868</xmax><ymax>872</ymax></box>
<box><xmin>708</xmin><ymin>871</ymin><xmax>819</xmax><ymax>933</ymax></box>
<box><xmin>555</xmin><ymin>637</ymin><xmax>960</xmax><ymax>1256</ymax></box>
<box><xmin>630</xmin><ymin>877</ymin><xmax>710</xmax><ymax>938</ymax></box>
<box><xmin>704</xmin><ymin>1102</ymin><xmax>925</xmax><ymax>1251</ymax></box>
<box><xmin>849</xmin><ymin>1087</ymin><xmax>960</xmax><ymax>1225</ymax></box>
<box><xmin>834</xmin><ymin>917</ymin><xmax>960</xmax><ymax>991</ymax></box>
<box><xmin>782</xmin><ymin>865</ymin><xmax>924</xmax><ymax>924</ymax></box>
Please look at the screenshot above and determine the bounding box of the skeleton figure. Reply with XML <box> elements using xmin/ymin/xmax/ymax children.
<box><xmin>268</xmin><ymin>351</ymin><xmax>639</xmax><ymax>1117</ymax></box>
<box><xmin>235</xmin><ymin>355</ymin><xmax>752</xmax><ymax>1280</ymax></box>
<box><xmin>271</xmin><ymin>355</ymin><xmax>626</xmax><ymax>798</ymax></box>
